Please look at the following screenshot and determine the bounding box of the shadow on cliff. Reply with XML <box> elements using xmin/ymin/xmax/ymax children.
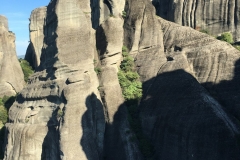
<box><xmin>80</xmin><ymin>93</ymin><xmax>105</xmax><ymax>160</ymax></box>
<box><xmin>36</xmin><ymin>0</ymin><xmax>58</xmax><ymax>80</ymax></box>
<box><xmin>138</xmin><ymin>64</ymin><xmax>240</xmax><ymax>159</ymax></box>
<box><xmin>41</xmin><ymin>108</ymin><xmax>60</xmax><ymax>160</ymax></box>
<box><xmin>80</xmin><ymin>62</ymin><xmax>240</xmax><ymax>159</ymax></box>
<box><xmin>81</xmin><ymin>93</ymin><xmax>132</xmax><ymax>160</ymax></box>
<box><xmin>202</xmin><ymin>59</ymin><xmax>240</xmax><ymax>121</ymax></box>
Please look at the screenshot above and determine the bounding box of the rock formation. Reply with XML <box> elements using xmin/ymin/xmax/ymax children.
<box><xmin>25</xmin><ymin>7</ymin><xmax>47</xmax><ymax>69</ymax></box>
<box><xmin>125</xmin><ymin>0</ymin><xmax>240</xmax><ymax>159</ymax></box>
<box><xmin>152</xmin><ymin>0</ymin><xmax>240</xmax><ymax>41</ymax></box>
<box><xmin>3</xmin><ymin>0</ymin><xmax>240</xmax><ymax>159</ymax></box>
<box><xmin>4</xmin><ymin>0</ymin><xmax>141</xmax><ymax>159</ymax></box>
<box><xmin>0</xmin><ymin>15</ymin><xmax>25</xmax><ymax>97</ymax></box>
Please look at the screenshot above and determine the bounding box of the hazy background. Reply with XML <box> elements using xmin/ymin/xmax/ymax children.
<box><xmin>0</xmin><ymin>0</ymin><xmax>49</xmax><ymax>56</ymax></box>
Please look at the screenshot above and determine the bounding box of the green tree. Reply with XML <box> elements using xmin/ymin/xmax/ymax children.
<box><xmin>118</xmin><ymin>47</ymin><xmax>142</xmax><ymax>100</ymax></box>
<box><xmin>19</xmin><ymin>59</ymin><xmax>34</xmax><ymax>82</ymax></box>
<box><xmin>217</xmin><ymin>32</ymin><xmax>234</xmax><ymax>44</ymax></box>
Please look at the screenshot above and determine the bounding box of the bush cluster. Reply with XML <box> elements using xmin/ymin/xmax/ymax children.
<box><xmin>0</xmin><ymin>95</ymin><xmax>16</xmax><ymax>159</ymax></box>
<box><xmin>118</xmin><ymin>46</ymin><xmax>142</xmax><ymax>101</ymax></box>
<box><xmin>0</xmin><ymin>95</ymin><xmax>16</xmax><ymax>124</ymax></box>
<box><xmin>19</xmin><ymin>59</ymin><xmax>34</xmax><ymax>82</ymax></box>
<box><xmin>118</xmin><ymin>47</ymin><xmax>154</xmax><ymax>158</ymax></box>
<box><xmin>217</xmin><ymin>32</ymin><xmax>234</xmax><ymax>44</ymax></box>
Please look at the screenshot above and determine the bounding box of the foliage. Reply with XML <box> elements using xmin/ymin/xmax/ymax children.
<box><xmin>0</xmin><ymin>95</ymin><xmax>16</xmax><ymax>124</ymax></box>
<box><xmin>0</xmin><ymin>95</ymin><xmax>15</xmax><ymax>159</ymax></box>
<box><xmin>57</xmin><ymin>109</ymin><xmax>63</xmax><ymax>118</ymax></box>
<box><xmin>122</xmin><ymin>11</ymin><xmax>127</xmax><ymax>18</ymax></box>
<box><xmin>0</xmin><ymin>105</ymin><xmax>7</xmax><ymax>124</ymax></box>
<box><xmin>118</xmin><ymin>47</ymin><xmax>153</xmax><ymax>158</ymax></box>
<box><xmin>19</xmin><ymin>59</ymin><xmax>34</xmax><ymax>82</ymax></box>
<box><xmin>118</xmin><ymin>46</ymin><xmax>142</xmax><ymax>100</ymax></box>
<box><xmin>94</xmin><ymin>67</ymin><xmax>102</xmax><ymax>75</ymax></box>
<box><xmin>217</xmin><ymin>32</ymin><xmax>234</xmax><ymax>44</ymax></box>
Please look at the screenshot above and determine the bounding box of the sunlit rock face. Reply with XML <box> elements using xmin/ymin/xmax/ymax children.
<box><xmin>4</xmin><ymin>0</ymin><xmax>141</xmax><ymax>160</ymax></box>
<box><xmin>25</xmin><ymin>7</ymin><xmax>47</xmax><ymax>69</ymax></box>
<box><xmin>0</xmin><ymin>15</ymin><xmax>25</xmax><ymax>97</ymax></box>
<box><xmin>153</xmin><ymin>0</ymin><xmax>240</xmax><ymax>41</ymax></box>
<box><xmin>3</xmin><ymin>0</ymin><xmax>240</xmax><ymax>159</ymax></box>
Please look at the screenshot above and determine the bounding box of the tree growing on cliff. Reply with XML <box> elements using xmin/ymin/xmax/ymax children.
<box><xmin>19</xmin><ymin>59</ymin><xmax>34</xmax><ymax>82</ymax></box>
<box><xmin>118</xmin><ymin>46</ymin><xmax>142</xmax><ymax>100</ymax></box>
<box><xmin>217</xmin><ymin>32</ymin><xmax>234</xmax><ymax>44</ymax></box>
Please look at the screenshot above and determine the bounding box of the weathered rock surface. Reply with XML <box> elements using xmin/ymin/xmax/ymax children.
<box><xmin>124</xmin><ymin>0</ymin><xmax>240</xmax><ymax>159</ymax></box>
<box><xmin>3</xmin><ymin>0</ymin><xmax>240</xmax><ymax>159</ymax></box>
<box><xmin>4</xmin><ymin>0</ymin><xmax>141</xmax><ymax>160</ymax></box>
<box><xmin>153</xmin><ymin>0</ymin><xmax>240</xmax><ymax>41</ymax></box>
<box><xmin>0</xmin><ymin>15</ymin><xmax>25</xmax><ymax>97</ymax></box>
<box><xmin>25</xmin><ymin>7</ymin><xmax>47</xmax><ymax>69</ymax></box>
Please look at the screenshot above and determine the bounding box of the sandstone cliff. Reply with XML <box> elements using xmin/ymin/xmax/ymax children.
<box><xmin>25</xmin><ymin>7</ymin><xmax>47</xmax><ymax>69</ymax></box>
<box><xmin>0</xmin><ymin>15</ymin><xmax>25</xmax><ymax>97</ymax></box>
<box><xmin>3</xmin><ymin>0</ymin><xmax>240</xmax><ymax>159</ymax></box>
<box><xmin>153</xmin><ymin>0</ymin><xmax>240</xmax><ymax>41</ymax></box>
<box><xmin>4</xmin><ymin>0</ymin><xmax>141</xmax><ymax>159</ymax></box>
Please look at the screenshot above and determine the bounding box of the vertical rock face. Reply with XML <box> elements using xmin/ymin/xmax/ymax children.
<box><xmin>124</xmin><ymin>0</ymin><xmax>240</xmax><ymax>159</ymax></box>
<box><xmin>0</xmin><ymin>15</ymin><xmax>25</xmax><ymax>97</ymax></box>
<box><xmin>3</xmin><ymin>0</ymin><xmax>240</xmax><ymax>159</ymax></box>
<box><xmin>152</xmin><ymin>0</ymin><xmax>240</xmax><ymax>41</ymax></box>
<box><xmin>25</xmin><ymin>7</ymin><xmax>47</xmax><ymax>69</ymax></box>
<box><xmin>4</xmin><ymin>0</ymin><xmax>141</xmax><ymax>160</ymax></box>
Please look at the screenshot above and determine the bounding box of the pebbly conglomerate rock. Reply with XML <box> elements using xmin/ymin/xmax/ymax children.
<box><xmin>0</xmin><ymin>15</ymin><xmax>25</xmax><ymax>97</ymax></box>
<box><xmin>152</xmin><ymin>0</ymin><xmax>240</xmax><ymax>41</ymax></box>
<box><xmin>3</xmin><ymin>0</ymin><xmax>240</xmax><ymax>159</ymax></box>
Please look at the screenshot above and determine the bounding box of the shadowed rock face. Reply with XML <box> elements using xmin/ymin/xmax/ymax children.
<box><xmin>125</xmin><ymin>0</ymin><xmax>240</xmax><ymax>159</ymax></box>
<box><xmin>25</xmin><ymin>7</ymin><xmax>47</xmax><ymax>69</ymax></box>
<box><xmin>0</xmin><ymin>15</ymin><xmax>25</xmax><ymax>97</ymax></box>
<box><xmin>3</xmin><ymin>0</ymin><xmax>240</xmax><ymax>159</ymax></box>
<box><xmin>4</xmin><ymin>0</ymin><xmax>141</xmax><ymax>159</ymax></box>
<box><xmin>152</xmin><ymin>0</ymin><xmax>240</xmax><ymax>41</ymax></box>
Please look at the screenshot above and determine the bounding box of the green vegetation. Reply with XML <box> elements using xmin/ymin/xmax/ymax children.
<box><xmin>19</xmin><ymin>59</ymin><xmax>34</xmax><ymax>82</ymax></box>
<box><xmin>217</xmin><ymin>32</ymin><xmax>234</xmax><ymax>44</ymax></box>
<box><xmin>94</xmin><ymin>67</ymin><xmax>102</xmax><ymax>75</ymax></box>
<box><xmin>118</xmin><ymin>46</ymin><xmax>142</xmax><ymax>101</ymax></box>
<box><xmin>57</xmin><ymin>108</ymin><xmax>63</xmax><ymax>118</ymax></box>
<box><xmin>122</xmin><ymin>11</ymin><xmax>127</xmax><ymax>18</ymax></box>
<box><xmin>0</xmin><ymin>95</ymin><xmax>16</xmax><ymax>159</ymax></box>
<box><xmin>199</xmin><ymin>28</ymin><xmax>240</xmax><ymax>51</ymax></box>
<box><xmin>118</xmin><ymin>46</ymin><xmax>153</xmax><ymax>158</ymax></box>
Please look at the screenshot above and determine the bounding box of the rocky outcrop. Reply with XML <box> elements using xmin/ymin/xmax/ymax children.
<box><xmin>152</xmin><ymin>0</ymin><xmax>240</xmax><ymax>41</ymax></box>
<box><xmin>3</xmin><ymin>0</ymin><xmax>240</xmax><ymax>159</ymax></box>
<box><xmin>4</xmin><ymin>0</ymin><xmax>141</xmax><ymax>160</ymax></box>
<box><xmin>123</xmin><ymin>0</ymin><xmax>240</xmax><ymax>159</ymax></box>
<box><xmin>25</xmin><ymin>7</ymin><xmax>47</xmax><ymax>69</ymax></box>
<box><xmin>0</xmin><ymin>15</ymin><xmax>25</xmax><ymax>97</ymax></box>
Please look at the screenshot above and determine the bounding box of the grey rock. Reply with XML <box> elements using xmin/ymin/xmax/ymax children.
<box><xmin>25</xmin><ymin>7</ymin><xmax>47</xmax><ymax>69</ymax></box>
<box><xmin>0</xmin><ymin>15</ymin><xmax>25</xmax><ymax>97</ymax></box>
<box><xmin>3</xmin><ymin>0</ymin><xmax>240</xmax><ymax>159</ymax></box>
<box><xmin>4</xmin><ymin>0</ymin><xmax>105</xmax><ymax>159</ymax></box>
<box><xmin>153</xmin><ymin>0</ymin><xmax>240</xmax><ymax>41</ymax></box>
